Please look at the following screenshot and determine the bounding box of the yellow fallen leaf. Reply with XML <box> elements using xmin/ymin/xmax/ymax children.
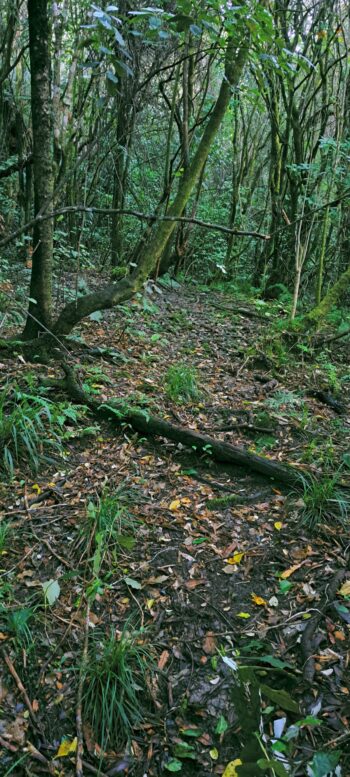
<box><xmin>169</xmin><ymin>499</ymin><xmax>181</xmax><ymax>511</ymax></box>
<box><xmin>210</xmin><ymin>747</ymin><xmax>219</xmax><ymax>760</ymax></box>
<box><xmin>181</xmin><ymin>497</ymin><xmax>191</xmax><ymax>505</ymax></box>
<box><xmin>223</xmin><ymin>759</ymin><xmax>243</xmax><ymax>777</ymax></box>
<box><xmin>146</xmin><ymin>598</ymin><xmax>155</xmax><ymax>610</ymax></box>
<box><xmin>237</xmin><ymin>612</ymin><xmax>250</xmax><ymax>619</ymax></box>
<box><xmin>227</xmin><ymin>552</ymin><xmax>244</xmax><ymax>565</ymax></box>
<box><xmin>32</xmin><ymin>484</ymin><xmax>41</xmax><ymax>494</ymax></box>
<box><xmin>280</xmin><ymin>562</ymin><xmax>302</xmax><ymax>579</ymax></box>
<box><xmin>251</xmin><ymin>593</ymin><xmax>266</xmax><ymax>606</ymax></box>
<box><xmin>338</xmin><ymin>580</ymin><xmax>350</xmax><ymax>597</ymax></box>
<box><xmin>55</xmin><ymin>737</ymin><xmax>77</xmax><ymax>758</ymax></box>
<box><xmin>274</xmin><ymin>521</ymin><xmax>283</xmax><ymax>531</ymax></box>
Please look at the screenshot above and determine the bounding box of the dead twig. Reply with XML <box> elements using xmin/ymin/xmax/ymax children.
<box><xmin>76</xmin><ymin>601</ymin><xmax>90</xmax><ymax>777</ymax></box>
<box><xmin>3</xmin><ymin>651</ymin><xmax>42</xmax><ymax>733</ymax></box>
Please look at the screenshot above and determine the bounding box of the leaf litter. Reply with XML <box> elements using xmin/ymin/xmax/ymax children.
<box><xmin>0</xmin><ymin>284</ymin><xmax>349</xmax><ymax>775</ymax></box>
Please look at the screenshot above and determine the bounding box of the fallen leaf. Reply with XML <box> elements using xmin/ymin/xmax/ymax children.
<box><xmin>237</xmin><ymin>612</ymin><xmax>250</xmax><ymax>618</ymax></box>
<box><xmin>42</xmin><ymin>579</ymin><xmax>60</xmax><ymax>606</ymax></box>
<box><xmin>169</xmin><ymin>499</ymin><xmax>181</xmax><ymax>511</ymax></box>
<box><xmin>158</xmin><ymin>650</ymin><xmax>170</xmax><ymax>670</ymax></box>
<box><xmin>280</xmin><ymin>562</ymin><xmax>302</xmax><ymax>579</ymax></box>
<box><xmin>184</xmin><ymin>578</ymin><xmax>206</xmax><ymax>589</ymax></box>
<box><xmin>203</xmin><ymin>631</ymin><xmax>217</xmax><ymax>655</ymax></box>
<box><xmin>55</xmin><ymin>737</ymin><xmax>77</xmax><ymax>758</ymax></box>
<box><xmin>124</xmin><ymin>577</ymin><xmax>142</xmax><ymax>590</ymax></box>
<box><xmin>338</xmin><ymin>580</ymin><xmax>350</xmax><ymax>597</ymax></box>
<box><xmin>251</xmin><ymin>593</ymin><xmax>267</xmax><ymax>606</ymax></box>
<box><xmin>274</xmin><ymin>521</ymin><xmax>283</xmax><ymax>531</ymax></box>
<box><xmin>226</xmin><ymin>552</ymin><xmax>244</xmax><ymax>564</ymax></box>
<box><xmin>210</xmin><ymin>747</ymin><xmax>219</xmax><ymax>760</ymax></box>
<box><xmin>223</xmin><ymin>759</ymin><xmax>243</xmax><ymax>777</ymax></box>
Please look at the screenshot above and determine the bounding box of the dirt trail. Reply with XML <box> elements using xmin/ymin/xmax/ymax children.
<box><xmin>0</xmin><ymin>284</ymin><xmax>349</xmax><ymax>776</ymax></box>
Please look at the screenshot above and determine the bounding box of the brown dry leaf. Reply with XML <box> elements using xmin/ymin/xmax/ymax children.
<box><xmin>158</xmin><ymin>650</ymin><xmax>170</xmax><ymax>670</ymax></box>
<box><xmin>334</xmin><ymin>631</ymin><xmax>346</xmax><ymax>641</ymax></box>
<box><xmin>203</xmin><ymin>631</ymin><xmax>217</xmax><ymax>655</ymax></box>
<box><xmin>31</xmin><ymin>699</ymin><xmax>39</xmax><ymax>712</ymax></box>
<box><xmin>7</xmin><ymin>717</ymin><xmax>27</xmax><ymax>745</ymax></box>
<box><xmin>280</xmin><ymin>562</ymin><xmax>303</xmax><ymax>579</ymax></box>
<box><xmin>185</xmin><ymin>578</ymin><xmax>206</xmax><ymax>589</ymax></box>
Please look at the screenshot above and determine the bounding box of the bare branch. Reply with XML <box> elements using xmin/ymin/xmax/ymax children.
<box><xmin>0</xmin><ymin>205</ymin><xmax>270</xmax><ymax>249</ymax></box>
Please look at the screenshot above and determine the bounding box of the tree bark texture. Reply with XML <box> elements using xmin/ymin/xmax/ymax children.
<box><xmin>23</xmin><ymin>0</ymin><xmax>54</xmax><ymax>339</ymax></box>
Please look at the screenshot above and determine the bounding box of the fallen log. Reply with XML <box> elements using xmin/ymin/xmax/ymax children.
<box><xmin>61</xmin><ymin>364</ymin><xmax>304</xmax><ymax>487</ymax></box>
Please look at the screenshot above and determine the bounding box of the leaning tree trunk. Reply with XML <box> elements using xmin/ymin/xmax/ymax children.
<box><xmin>22</xmin><ymin>0</ymin><xmax>54</xmax><ymax>340</ymax></box>
<box><xmin>53</xmin><ymin>38</ymin><xmax>248</xmax><ymax>335</ymax></box>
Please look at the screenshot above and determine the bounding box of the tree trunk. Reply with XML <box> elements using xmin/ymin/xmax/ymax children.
<box><xmin>307</xmin><ymin>264</ymin><xmax>350</xmax><ymax>325</ymax></box>
<box><xmin>22</xmin><ymin>0</ymin><xmax>54</xmax><ymax>340</ymax></box>
<box><xmin>53</xmin><ymin>38</ymin><xmax>248</xmax><ymax>335</ymax></box>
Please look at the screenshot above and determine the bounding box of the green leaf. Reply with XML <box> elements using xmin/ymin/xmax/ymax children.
<box><xmin>173</xmin><ymin>741</ymin><xmax>196</xmax><ymax>759</ymax></box>
<box><xmin>42</xmin><ymin>579</ymin><xmax>60</xmax><ymax>606</ymax></box>
<box><xmin>257</xmin><ymin>758</ymin><xmax>289</xmax><ymax>777</ymax></box>
<box><xmin>307</xmin><ymin>750</ymin><xmax>341</xmax><ymax>777</ymax></box>
<box><xmin>260</xmin><ymin>684</ymin><xmax>299</xmax><ymax>713</ymax></box>
<box><xmin>259</xmin><ymin>655</ymin><xmax>293</xmax><ymax>670</ymax></box>
<box><xmin>124</xmin><ymin>577</ymin><xmax>142</xmax><ymax>590</ymax></box>
<box><xmin>215</xmin><ymin>714</ymin><xmax>229</xmax><ymax>734</ymax></box>
<box><xmin>297</xmin><ymin>716</ymin><xmax>322</xmax><ymax>727</ymax></box>
<box><xmin>343</xmin><ymin>452</ymin><xmax>350</xmax><ymax>468</ymax></box>
<box><xmin>165</xmin><ymin>760</ymin><xmax>182</xmax><ymax>772</ymax></box>
<box><xmin>117</xmin><ymin>535</ymin><xmax>136</xmax><ymax>550</ymax></box>
<box><xmin>279</xmin><ymin>579</ymin><xmax>292</xmax><ymax>594</ymax></box>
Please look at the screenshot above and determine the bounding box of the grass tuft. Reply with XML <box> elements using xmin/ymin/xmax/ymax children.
<box><xmin>165</xmin><ymin>363</ymin><xmax>199</xmax><ymax>403</ymax></box>
<box><xmin>298</xmin><ymin>475</ymin><xmax>349</xmax><ymax>532</ymax></box>
<box><xmin>82</xmin><ymin>623</ymin><xmax>154</xmax><ymax>751</ymax></box>
<box><xmin>0</xmin><ymin>384</ymin><xmax>83</xmax><ymax>476</ymax></box>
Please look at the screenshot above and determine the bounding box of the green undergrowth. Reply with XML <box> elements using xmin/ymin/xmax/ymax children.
<box><xmin>0</xmin><ymin>383</ymin><xmax>88</xmax><ymax>476</ymax></box>
<box><xmin>298</xmin><ymin>475</ymin><xmax>349</xmax><ymax>532</ymax></box>
<box><xmin>82</xmin><ymin>623</ymin><xmax>154</xmax><ymax>752</ymax></box>
<box><xmin>221</xmin><ymin>656</ymin><xmax>341</xmax><ymax>776</ymax></box>
<box><xmin>86</xmin><ymin>491</ymin><xmax>140</xmax><ymax>577</ymax></box>
<box><xmin>165</xmin><ymin>363</ymin><xmax>199</xmax><ymax>403</ymax></box>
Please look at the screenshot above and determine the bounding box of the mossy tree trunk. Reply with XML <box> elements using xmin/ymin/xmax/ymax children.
<box><xmin>53</xmin><ymin>39</ymin><xmax>248</xmax><ymax>335</ymax></box>
<box><xmin>307</xmin><ymin>264</ymin><xmax>350</xmax><ymax>325</ymax></box>
<box><xmin>22</xmin><ymin>0</ymin><xmax>54</xmax><ymax>339</ymax></box>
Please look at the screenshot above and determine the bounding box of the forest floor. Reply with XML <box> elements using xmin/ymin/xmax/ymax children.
<box><xmin>0</xmin><ymin>280</ymin><xmax>350</xmax><ymax>777</ymax></box>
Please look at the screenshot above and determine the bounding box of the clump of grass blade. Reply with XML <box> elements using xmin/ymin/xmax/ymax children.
<box><xmin>82</xmin><ymin>623</ymin><xmax>154</xmax><ymax>752</ymax></box>
<box><xmin>0</xmin><ymin>520</ymin><xmax>12</xmax><ymax>553</ymax></box>
<box><xmin>299</xmin><ymin>475</ymin><xmax>349</xmax><ymax>532</ymax></box>
<box><xmin>165</xmin><ymin>363</ymin><xmax>198</xmax><ymax>403</ymax></box>
<box><xmin>0</xmin><ymin>383</ymin><xmax>81</xmax><ymax>476</ymax></box>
